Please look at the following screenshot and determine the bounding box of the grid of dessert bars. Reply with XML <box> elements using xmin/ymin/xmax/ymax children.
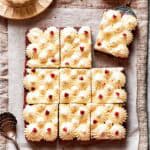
<box><xmin>23</xmin><ymin>26</ymin><xmax>127</xmax><ymax>142</ymax></box>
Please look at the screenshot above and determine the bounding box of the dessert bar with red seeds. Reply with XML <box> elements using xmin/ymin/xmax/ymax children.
<box><xmin>59</xmin><ymin>104</ymin><xmax>90</xmax><ymax>141</ymax></box>
<box><xmin>94</xmin><ymin>9</ymin><xmax>137</xmax><ymax>58</ymax></box>
<box><xmin>23</xmin><ymin>69</ymin><xmax>59</xmax><ymax>104</ymax></box>
<box><xmin>90</xmin><ymin>104</ymin><xmax>127</xmax><ymax>140</ymax></box>
<box><xmin>60</xmin><ymin>68</ymin><xmax>91</xmax><ymax>104</ymax></box>
<box><xmin>92</xmin><ymin>68</ymin><xmax>127</xmax><ymax>104</ymax></box>
<box><xmin>23</xmin><ymin>104</ymin><xmax>58</xmax><ymax>141</ymax></box>
<box><xmin>25</xmin><ymin>27</ymin><xmax>60</xmax><ymax>68</ymax></box>
<box><xmin>60</xmin><ymin>26</ymin><xmax>92</xmax><ymax>68</ymax></box>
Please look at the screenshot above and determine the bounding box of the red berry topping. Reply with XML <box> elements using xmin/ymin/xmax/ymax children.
<box><xmin>97</xmin><ymin>42</ymin><xmax>101</xmax><ymax>46</ymax></box>
<box><xmin>115</xmin><ymin>130</ymin><xmax>119</xmax><ymax>136</ymax></box>
<box><xmin>80</xmin><ymin>110</ymin><xmax>85</xmax><ymax>115</ymax></box>
<box><xmin>50</xmin><ymin>31</ymin><xmax>54</xmax><ymax>36</ymax></box>
<box><xmin>113</xmin><ymin>15</ymin><xmax>117</xmax><ymax>19</ymax></box>
<box><xmin>51</xmin><ymin>59</ymin><xmax>56</xmax><ymax>63</ymax></box>
<box><xmin>31</xmin><ymin>87</ymin><xmax>35</xmax><ymax>91</ymax></box>
<box><xmin>31</xmin><ymin>69</ymin><xmax>35</xmax><ymax>73</ymax></box>
<box><xmin>65</xmin><ymin>62</ymin><xmax>69</xmax><ymax>65</ymax></box>
<box><xmin>116</xmin><ymin>92</ymin><xmax>120</xmax><ymax>96</ymax></box>
<box><xmin>32</xmin><ymin>128</ymin><xmax>37</xmax><ymax>133</ymax></box>
<box><xmin>48</xmin><ymin>95</ymin><xmax>53</xmax><ymax>99</ymax></box>
<box><xmin>33</xmin><ymin>48</ymin><xmax>37</xmax><ymax>53</ymax></box>
<box><xmin>50</xmin><ymin>73</ymin><xmax>55</xmax><ymax>78</ymax></box>
<box><xmin>105</xmin><ymin>70</ymin><xmax>110</xmax><ymax>74</ymax></box>
<box><xmin>80</xmin><ymin>46</ymin><xmax>84</xmax><ymax>52</ymax></box>
<box><xmin>79</xmin><ymin>76</ymin><xmax>84</xmax><ymax>80</ymax></box>
<box><xmin>64</xmin><ymin>93</ymin><xmax>69</xmax><ymax>98</ymax></box>
<box><xmin>98</xmin><ymin>94</ymin><xmax>103</xmax><ymax>99</ymax></box>
<box><xmin>93</xmin><ymin>119</ymin><xmax>98</xmax><ymax>124</ymax></box>
<box><xmin>115</xmin><ymin>112</ymin><xmax>119</xmax><ymax>117</ymax></box>
<box><xmin>84</xmin><ymin>30</ymin><xmax>88</xmax><ymax>35</ymax></box>
<box><xmin>45</xmin><ymin>110</ymin><xmax>50</xmax><ymax>115</ymax></box>
<box><xmin>47</xmin><ymin>128</ymin><xmax>51</xmax><ymax>132</ymax></box>
<box><xmin>63</xmin><ymin>127</ymin><xmax>67</xmax><ymax>132</ymax></box>
<box><xmin>123</xmin><ymin>33</ymin><xmax>127</xmax><ymax>37</ymax></box>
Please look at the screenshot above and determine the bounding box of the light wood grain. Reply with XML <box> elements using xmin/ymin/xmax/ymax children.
<box><xmin>0</xmin><ymin>0</ymin><xmax>53</xmax><ymax>20</ymax></box>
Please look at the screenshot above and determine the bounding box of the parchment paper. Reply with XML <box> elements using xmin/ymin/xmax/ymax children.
<box><xmin>7</xmin><ymin>7</ymin><xmax>139</xmax><ymax>150</ymax></box>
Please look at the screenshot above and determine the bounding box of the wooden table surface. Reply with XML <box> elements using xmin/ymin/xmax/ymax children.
<box><xmin>0</xmin><ymin>0</ymin><xmax>149</xmax><ymax>149</ymax></box>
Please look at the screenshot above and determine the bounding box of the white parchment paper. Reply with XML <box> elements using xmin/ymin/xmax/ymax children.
<box><xmin>7</xmin><ymin>8</ymin><xmax>139</xmax><ymax>150</ymax></box>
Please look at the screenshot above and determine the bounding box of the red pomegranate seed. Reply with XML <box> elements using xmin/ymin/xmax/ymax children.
<box><xmin>116</xmin><ymin>92</ymin><xmax>120</xmax><ymax>96</ymax></box>
<box><xmin>98</xmin><ymin>94</ymin><xmax>103</xmax><ymax>99</ymax></box>
<box><xmin>50</xmin><ymin>31</ymin><xmax>54</xmax><ymax>36</ymax></box>
<box><xmin>48</xmin><ymin>95</ymin><xmax>53</xmax><ymax>99</ymax></box>
<box><xmin>79</xmin><ymin>76</ymin><xmax>84</xmax><ymax>80</ymax></box>
<box><xmin>63</xmin><ymin>127</ymin><xmax>67</xmax><ymax>132</ymax></box>
<box><xmin>47</xmin><ymin>128</ymin><xmax>51</xmax><ymax>132</ymax></box>
<box><xmin>64</xmin><ymin>93</ymin><xmax>69</xmax><ymax>98</ymax></box>
<box><xmin>115</xmin><ymin>112</ymin><xmax>119</xmax><ymax>117</ymax></box>
<box><xmin>123</xmin><ymin>33</ymin><xmax>127</xmax><ymax>37</ymax></box>
<box><xmin>105</xmin><ymin>70</ymin><xmax>109</xmax><ymax>74</ymax></box>
<box><xmin>51</xmin><ymin>59</ymin><xmax>56</xmax><ymax>63</ymax></box>
<box><xmin>113</xmin><ymin>15</ymin><xmax>117</xmax><ymax>19</ymax></box>
<box><xmin>80</xmin><ymin>46</ymin><xmax>84</xmax><ymax>52</ymax></box>
<box><xmin>31</xmin><ymin>87</ymin><xmax>35</xmax><ymax>91</ymax></box>
<box><xmin>33</xmin><ymin>48</ymin><xmax>37</xmax><ymax>53</ymax></box>
<box><xmin>115</xmin><ymin>131</ymin><xmax>119</xmax><ymax>136</ymax></box>
<box><xmin>97</xmin><ymin>42</ymin><xmax>101</xmax><ymax>46</ymax></box>
<box><xmin>31</xmin><ymin>69</ymin><xmax>35</xmax><ymax>73</ymax></box>
<box><xmin>93</xmin><ymin>120</ymin><xmax>97</xmax><ymax>124</ymax></box>
<box><xmin>80</xmin><ymin>110</ymin><xmax>85</xmax><ymax>115</ymax></box>
<box><xmin>32</xmin><ymin>128</ymin><xmax>37</xmax><ymax>133</ymax></box>
<box><xmin>45</xmin><ymin>110</ymin><xmax>50</xmax><ymax>115</ymax></box>
<box><xmin>84</xmin><ymin>31</ymin><xmax>88</xmax><ymax>35</ymax></box>
<box><xmin>50</xmin><ymin>73</ymin><xmax>55</xmax><ymax>78</ymax></box>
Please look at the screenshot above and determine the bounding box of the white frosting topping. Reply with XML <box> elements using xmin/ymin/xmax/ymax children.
<box><xmin>26</xmin><ymin>43</ymin><xmax>39</xmax><ymax>58</ymax></box>
<box><xmin>23</xmin><ymin>75</ymin><xmax>37</xmax><ymax>90</ymax></box>
<box><xmin>42</xmin><ymin>123</ymin><xmax>57</xmax><ymax>141</ymax></box>
<box><xmin>94</xmin><ymin>124</ymin><xmax>108</xmax><ymax>138</ymax></box>
<box><xmin>59</xmin><ymin>122</ymin><xmax>74</xmax><ymax>140</ymax></box>
<box><xmin>27</xmin><ymin>28</ymin><xmax>43</xmax><ymax>43</ymax></box>
<box><xmin>74</xmin><ymin>124</ymin><xmax>90</xmax><ymax>141</ymax></box>
<box><xmin>26</xmin><ymin>27</ymin><xmax>59</xmax><ymax>68</ymax></box>
<box><xmin>25</xmin><ymin>124</ymin><xmax>42</xmax><ymax>141</ymax></box>
<box><xmin>62</xmin><ymin>27</ymin><xmax>77</xmax><ymax>40</ymax></box>
<box><xmin>110</xmin><ymin>124</ymin><xmax>126</xmax><ymax>139</ymax></box>
<box><xmin>121</xmin><ymin>14</ymin><xmax>137</xmax><ymax>30</ymax></box>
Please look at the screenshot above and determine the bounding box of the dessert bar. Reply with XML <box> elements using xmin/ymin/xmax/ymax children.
<box><xmin>26</xmin><ymin>27</ymin><xmax>60</xmax><ymax>68</ymax></box>
<box><xmin>90</xmin><ymin>104</ymin><xmax>127</xmax><ymax>139</ymax></box>
<box><xmin>23</xmin><ymin>104</ymin><xmax>58</xmax><ymax>141</ymax></box>
<box><xmin>60</xmin><ymin>27</ymin><xmax>92</xmax><ymax>68</ymax></box>
<box><xmin>60</xmin><ymin>68</ymin><xmax>91</xmax><ymax>103</ymax></box>
<box><xmin>92</xmin><ymin>68</ymin><xmax>127</xmax><ymax>103</ymax></box>
<box><xmin>59</xmin><ymin>104</ymin><xmax>90</xmax><ymax>141</ymax></box>
<box><xmin>95</xmin><ymin>10</ymin><xmax>137</xmax><ymax>58</ymax></box>
<box><xmin>23</xmin><ymin>69</ymin><xmax>59</xmax><ymax>104</ymax></box>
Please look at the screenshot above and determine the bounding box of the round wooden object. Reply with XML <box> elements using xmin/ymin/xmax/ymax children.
<box><xmin>0</xmin><ymin>0</ymin><xmax>53</xmax><ymax>20</ymax></box>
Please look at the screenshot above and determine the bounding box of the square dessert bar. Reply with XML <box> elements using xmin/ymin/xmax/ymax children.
<box><xmin>23</xmin><ymin>104</ymin><xmax>58</xmax><ymax>141</ymax></box>
<box><xmin>59</xmin><ymin>104</ymin><xmax>90</xmax><ymax>141</ymax></box>
<box><xmin>94</xmin><ymin>10</ymin><xmax>137</xmax><ymax>58</ymax></box>
<box><xmin>90</xmin><ymin>104</ymin><xmax>127</xmax><ymax>140</ymax></box>
<box><xmin>26</xmin><ymin>27</ymin><xmax>60</xmax><ymax>68</ymax></box>
<box><xmin>23</xmin><ymin>69</ymin><xmax>59</xmax><ymax>104</ymax></box>
<box><xmin>60</xmin><ymin>27</ymin><xmax>92</xmax><ymax>68</ymax></box>
<box><xmin>60</xmin><ymin>68</ymin><xmax>91</xmax><ymax>103</ymax></box>
<box><xmin>92</xmin><ymin>68</ymin><xmax>127</xmax><ymax>103</ymax></box>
